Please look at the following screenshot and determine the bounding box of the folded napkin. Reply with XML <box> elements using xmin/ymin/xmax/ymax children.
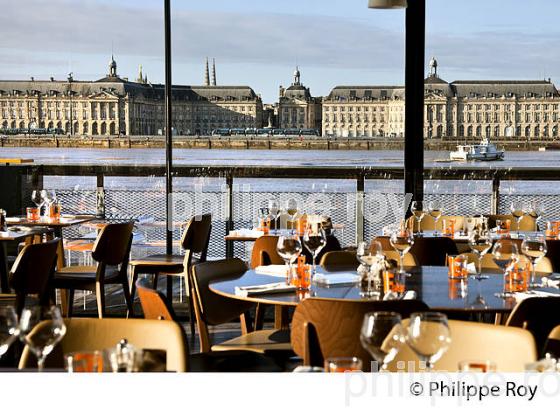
<box><xmin>6</xmin><ymin>217</ymin><xmax>22</xmax><ymax>223</ymax></box>
<box><xmin>313</xmin><ymin>273</ymin><xmax>361</xmax><ymax>286</ymax></box>
<box><xmin>235</xmin><ymin>282</ymin><xmax>296</xmax><ymax>297</ymax></box>
<box><xmin>512</xmin><ymin>290</ymin><xmax>560</xmax><ymax>303</ymax></box>
<box><xmin>402</xmin><ymin>290</ymin><xmax>417</xmax><ymax>300</ymax></box>
<box><xmin>466</xmin><ymin>263</ymin><xmax>477</xmax><ymax>275</ymax></box>
<box><xmin>255</xmin><ymin>265</ymin><xmax>289</xmax><ymax>278</ymax></box>
<box><xmin>228</xmin><ymin>229</ymin><xmax>264</xmax><ymax>238</ymax></box>
<box><xmin>542</xmin><ymin>276</ymin><xmax>560</xmax><ymax>289</ymax></box>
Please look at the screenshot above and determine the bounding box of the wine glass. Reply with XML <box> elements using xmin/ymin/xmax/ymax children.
<box><xmin>521</xmin><ymin>234</ymin><xmax>547</xmax><ymax>289</ymax></box>
<box><xmin>389</xmin><ymin>227</ymin><xmax>414</xmax><ymax>276</ymax></box>
<box><xmin>0</xmin><ymin>306</ymin><xmax>18</xmax><ymax>359</ymax></box>
<box><xmin>406</xmin><ymin>312</ymin><xmax>452</xmax><ymax>371</ymax></box>
<box><xmin>31</xmin><ymin>190</ymin><xmax>44</xmax><ymax>208</ymax></box>
<box><xmin>510</xmin><ymin>200</ymin><xmax>525</xmax><ymax>236</ymax></box>
<box><xmin>18</xmin><ymin>306</ymin><xmax>67</xmax><ymax>372</ymax></box>
<box><xmin>268</xmin><ymin>199</ymin><xmax>280</xmax><ymax>233</ymax></box>
<box><xmin>492</xmin><ymin>240</ymin><xmax>520</xmax><ymax>298</ymax></box>
<box><xmin>356</xmin><ymin>241</ymin><xmax>383</xmax><ymax>270</ymax></box>
<box><xmin>276</xmin><ymin>234</ymin><xmax>302</xmax><ymax>285</ymax></box>
<box><xmin>527</xmin><ymin>201</ymin><xmax>545</xmax><ymax>231</ymax></box>
<box><xmin>285</xmin><ymin>199</ymin><xmax>299</xmax><ymax>232</ymax></box>
<box><xmin>468</xmin><ymin>228</ymin><xmax>492</xmax><ymax>280</ymax></box>
<box><xmin>410</xmin><ymin>201</ymin><xmax>425</xmax><ymax>236</ymax></box>
<box><xmin>360</xmin><ymin>312</ymin><xmax>404</xmax><ymax>372</ymax></box>
<box><xmin>303</xmin><ymin>227</ymin><xmax>327</xmax><ymax>279</ymax></box>
<box><xmin>428</xmin><ymin>200</ymin><xmax>443</xmax><ymax>236</ymax></box>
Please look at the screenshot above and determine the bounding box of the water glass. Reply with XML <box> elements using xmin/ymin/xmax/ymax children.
<box><xmin>458</xmin><ymin>360</ymin><xmax>497</xmax><ymax>373</ymax></box>
<box><xmin>468</xmin><ymin>229</ymin><xmax>492</xmax><ymax>280</ymax></box>
<box><xmin>428</xmin><ymin>200</ymin><xmax>443</xmax><ymax>236</ymax></box>
<box><xmin>0</xmin><ymin>306</ymin><xmax>18</xmax><ymax>359</ymax></box>
<box><xmin>324</xmin><ymin>357</ymin><xmax>363</xmax><ymax>373</ymax></box>
<box><xmin>492</xmin><ymin>240</ymin><xmax>520</xmax><ymax>298</ymax></box>
<box><xmin>285</xmin><ymin>199</ymin><xmax>298</xmax><ymax>231</ymax></box>
<box><xmin>268</xmin><ymin>199</ymin><xmax>280</xmax><ymax>232</ymax></box>
<box><xmin>410</xmin><ymin>200</ymin><xmax>425</xmax><ymax>235</ymax></box>
<box><xmin>360</xmin><ymin>312</ymin><xmax>404</xmax><ymax>372</ymax></box>
<box><xmin>389</xmin><ymin>227</ymin><xmax>414</xmax><ymax>276</ymax></box>
<box><xmin>65</xmin><ymin>351</ymin><xmax>104</xmax><ymax>373</ymax></box>
<box><xmin>276</xmin><ymin>234</ymin><xmax>302</xmax><ymax>284</ymax></box>
<box><xmin>521</xmin><ymin>234</ymin><xmax>547</xmax><ymax>289</ymax></box>
<box><xmin>510</xmin><ymin>200</ymin><xmax>525</xmax><ymax>235</ymax></box>
<box><xmin>406</xmin><ymin>312</ymin><xmax>452</xmax><ymax>371</ymax></box>
<box><xmin>303</xmin><ymin>227</ymin><xmax>327</xmax><ymax>278</ymax></box>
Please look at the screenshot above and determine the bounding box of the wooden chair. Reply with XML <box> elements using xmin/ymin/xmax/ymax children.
<box><xmin>409</xmin><ymin>236</ymin><xmax>458</xmax><ymax>266</ymax></box>
<box><xmin>191</xmin><ymin>258</ymin><xmax>293</xmax><ymax>357</ymax></box>
<box><xmin>505</xmin><ymin>297</ymin><xmax>560</xmax><ymax>356</ymax></box>
<box><xmin>461</xmin><ymin>252</ymin><xmax>554</xmax><ymax>273</ymax></box>
<box><xmin>18</xmin><ymin>318</ymin><xmax>188</xmax><ymax>372</ymax></box>
<box><xmin>390</xmin><ymin>320</ymin><xmax>537</xmax><ymax>372</ymax></box>
<box><xmin>52</xmin><ymin>222</ymin><xmax>134</xmax><ymax>318</ymax></box>
<box><xmin>545</xmin><ymin>240</ymin><xmax>560</xmax><ymax>273</ymax></box>
<box><xmin>290</xmin><ymin>298</ymin><xmax>429</xmax><ymax>371</ymax></box>
<box><xmin>543</xmin><ymin>325</ymin><xmax>560</xmax><ymax>358</ymax></box>
<box><xmin>135</xmin><ymin>278</ymin><xmax>283</xmax><ymax>372</ymax></box>
<box><xmin>250</xmin><ymin>235</ymin><xmax>284</xmax><ymax>268</ymax></box>
<box><xmin>487</xmin><ymin>214</ymin><xmax>537</xmax><ymax>231</ymax></box>
<box><xmin>129</xmin><ymin>214</ymin><xmax>212</xmax><ymax>336</ymax></box>
<box><xmin>320</xmin><ymin>251</ymin><xmax>360</xmax><ymax>271</ymax></box>
<box><xmin>8</xmin><ymin>238</ymin><xmax>60</xmax><ymax>315</ymax></box>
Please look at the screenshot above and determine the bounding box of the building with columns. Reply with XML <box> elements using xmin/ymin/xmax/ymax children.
<box><xmin>0</xmin><ymin>56</ymin><xmax>263</xmax><ymax>136</ymax></box>
<box><xmin>324</xmin><ymin>58</ymin><xmax>560</xmax><ymax>139</ymax></box>
<box><xmin>278</xmin><ymin>67</ymin><xmax>322</xmax><ymax>131</ymax></box>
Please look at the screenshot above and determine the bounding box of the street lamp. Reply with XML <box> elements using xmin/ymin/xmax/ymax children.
<box><xmin>368</xmin><ymin>0</ymin><xmax>407</xmax><ymax>9</ymax></box>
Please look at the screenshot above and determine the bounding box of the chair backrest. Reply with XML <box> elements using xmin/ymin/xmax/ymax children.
<box><xmin>300</xmin><ymin>235</ymin><xmax>342</xmax><ymax>265</ymax></box>
<box><xmin>92</xmin><ymin>222</ymin><xmax>134</xmax><ymax>266</ymax></box>
<box><xmin>19</xmin><ymin>318</ymin><xmax>188</xmax><ymax>372</ymax></box>
<box><xmin>461</xmin><ymin>252</ymin><xmax>553</xmax><ymax>273</ymax></box>
<box><xmin>543</xmin><ymin>325</ymin><xmax>560</xmax><ymax>358</ymax></box>
<box><xmin>320</xmin><ymin>251</ymin><xmax>360</xmax><ymax>271</ymax></box>
<box><xmin>180</xmin><ymin>214</ymin><xmax>212</xmax><ymax>262</ymax></box>
<box><xmin>545</xmin><ymin>240</ymin><xmax>560</xmax><ymax>273</ymax></box>
<box><xmin>505</xmin><ymin>297</ymin><xmax>560</xmax><ymax>355</ymax></box>
<box><xmin>390</xmin><ymin>319</ymin><xmax>537</xmax><ymax>372</ymax></box>
<box><xmin>409</xmin><ymin>237</ymin><xmax>458</xmax><ymax>266</ymax></box>
<box><xmin>410</xmin><ymin>215</ymin><xmax>465</xmax><ymax>232</ymax></box>
<box><xmin>9</xmin><ymin>238</ymin><xmax>60</xmax><ymax>313</ymax></box>
<box><xmin>487</xmin><ymin>214</ymin><xmax>537</xmax><ymax>231</ymax></box>
<box><xmin>250</xmin><ymin>236</ymin><xmax>285</xmax><ymax>269</ymax></box>
<box><xmin>290</xmin><ymin>298</ymin><xmax>429</xmax><ymax>371</ymax></box>
<box><xmin>136</xmin><ymin>278</ymin><xmax>176</xmax><ymax>321</ymax></box>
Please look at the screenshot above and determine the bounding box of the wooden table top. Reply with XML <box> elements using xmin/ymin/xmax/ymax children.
<box><xmin>6</xmin><ymin>215</ymin><xmax>95</xmax><ymax>228</ymax></box>
<box><xmin>209</xmin><ymin>265</ymin><xmax>560</xmax><ymax>313</ymax></box>
<box><xmin>0</xmin><ymin>227</ymin><xmax>49</xmax><ymax>241</ymax></box>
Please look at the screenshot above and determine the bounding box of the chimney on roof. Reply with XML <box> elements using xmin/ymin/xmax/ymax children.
<box><xmin>50</xmin><ymin>77</ymin><xmax>55</xmax><ymax>82</ymax></box>
<box><xmin>212</xmin><ymin>58</ymin><xmax>216</xmax><ymax>86</ymax></box>
<box><xmin>204</xmin><ymin>57</ymin><xmax>210</xmax><ymax>86</ymax></box>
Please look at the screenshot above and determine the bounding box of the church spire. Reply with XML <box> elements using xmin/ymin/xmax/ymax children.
<box><xmin>137</xmin><ymin>64</ymin><xmax>144</xmax><ymax>83</ymax></box>
<box><xmin>212</xmin><ymin>58</ymin><xmax>216</xmax><ymax>86</ymax></box>
<box><xmin>109</xmin><ymin>54</ymin><xmax>117</xmax><ymax>77</ymax></box>
<box><xmin>429</xmin><ymin>57</ymin><xmax>438</xmax><ymax>77</ymax></box>
<box><xmin>293</xmin><ymin>66</ymin><xmax>301</xmax><ymax>86</ymax></box>
<box><xmin>204</xmin><ymin>57</ymin><xmax>210</xmax><ymax>86</ymax></box>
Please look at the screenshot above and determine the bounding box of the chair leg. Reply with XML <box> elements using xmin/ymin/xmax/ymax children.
<box><xmin>129</xmin><ymin>266</ymin><xmax>140</xmax><ymax>303</ymax></box>
<box><xmin>122</xmin><ymin>279</ymin><xmax>134</xmax><ymax>318</ymax></box>
<box><xmin>95</xmin><ymin>282</ymin><xmax>106</xmax><ymax>319</ymax></box>
<box><xmin>66</xmin><ymin>289</ymin><xmax>75</xmax><ymax>318</ymax></box>
<box><xmin>166</xmin><ymin>275</ymin><xmax>173</xmax><ymax>301</ymax></box>
<box><xmin>152</xmin><ymin>273</ymin><xmax>159</xmax><ymax>290</ymax></box>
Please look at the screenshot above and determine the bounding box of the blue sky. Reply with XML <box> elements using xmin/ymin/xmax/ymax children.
<box><xmin>2</xmin><ymin>0</ymin><xmax>560</xmax><ymax>102</ymax></box>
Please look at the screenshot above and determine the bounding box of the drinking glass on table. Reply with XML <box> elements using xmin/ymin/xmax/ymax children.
<box><xmin>360</xmin><ymin>312</ymin><xmax>404</xmax><ymax>372</ymax></box>
<box><xmin>406</xmin><ymin>312</ymin><xmax>451</xmax><ymax>371</ymax></box>
<box><xmin>410</xmin><ymin>201</ymin><xmax>425</xmax><ymax>236</ymax></box>
<box><xmin>276</xmin><ymin>234</ymin><xmax>302</xmax><ymax>285</ymax></box>
<box><xmin>527</xmin><ymin>201</ymin><xmax>545</xmax><ymax>230</ymax></box>
<box><xmin>285</xmin><ymin>199</ymin><xmax>299</xmax><ymax>232</ymax></box>
<box><xmin>268</xmin><ymin>199</ymin><xmax>280</xmax><ymax>233</ymax></box>
<box><xmin>303</xmin><ymin>227</ymin><xmax>327</xmax><ymax>279</ymax></box>
<box><xmin>521</xmin><ymin>234</ymin><xmax>547</xmax><ymax>289</ymax></box>
<box><xmin>389</xmin><ymin>227</ymin><xmax>414</xmax><ymax>276</ymax></box>
<box><xmin>492</xmin><ymin>240</ymin><xmax>520</xmax><ymax>298</ymax></box>
<box><xmin>428</xmin><ymin>200</ymin><xmax>443</xmax><ymax>236</ymax></box>
<box><xmin>510</xmin><ymin>200</ymin><xmax>525</xmax><ymax>236</ymax></box>
<box><xmin>30</xmin><ymin>190</ymin><xmax>45</xmax><ymax>216</ymax></box>
<box><xmin>0</xmin><ymin>306</ymin><xmax>18</xmax><ymax>359</ymax></box>
<box><xmin>18</xmin><ymin>306</ymin><xmax>67</xmax><ymax>372</ymax></box>
<box><xmin>324</xmin><ymin>357</ymin><xmax>362</xmax><ymax>373</ymax></box>
<box><xmin>468</xmin><ymin>228</ymin><xmax>492</xmax><ymax>280</ymax></box>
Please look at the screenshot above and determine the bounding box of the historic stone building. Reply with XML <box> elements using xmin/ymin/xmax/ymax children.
<box><xmin>0</xmin><ymin>57</ymin><xmax>263</xmax><ymax>136</ymax></box>
<box><xmin>324</xmin><ymin>58</ymin><xmax>560</xmax><ymax>139</ymax></box>
<box><xmin>278</xmin><ymin>67</ymin><xmax>322</xmax><ymax>131</ymax></box>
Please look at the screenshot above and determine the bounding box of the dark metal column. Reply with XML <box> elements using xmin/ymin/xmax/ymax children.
<box><xmin>404</xmin><ymin>0</ymin><xmax>425</xmax><ymax>213</ymax></box>
<box><xmin>164</xmin><ymin>0</ymin><xmax>173</xmax><ymax>255</ymax></box>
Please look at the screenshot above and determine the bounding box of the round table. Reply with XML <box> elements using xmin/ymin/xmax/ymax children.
<box><xmin>209</xmin><ymin>265</ymin><xmax>533</xmax><ymax>313</ymax></box>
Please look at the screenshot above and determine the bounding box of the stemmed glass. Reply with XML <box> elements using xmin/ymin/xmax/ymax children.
<box><xmin>303</xmin><ymin>227</ymin><xmax>327</xmax><ymax>279</ymax></box>
<box><xmin>356</xmin><ymin>241</ymin><xmax>384</xmax><ymax>297</ymax></box>
<box><xmin>428</xmin><ymin>200</ymin><xmax>443</xmax><ymax>236</ymax></box>
<box><xmin>18</xmin><ymin>306</ymin><xmax>67</xmax><ymax>372</ymax></box>
<box><xmin>285</xmin><ymin>199</ymin><xmax>299</xmax><ymax>232</ymax></box>
<box><xmin>410</xmin><ymin>201</ymin><xmax>425</xmax><ymax>236</ymax></box>
<box><xmin>521</xmin><ymin>234</ymin><xmax>547</xmax><ymax>289</ymax></box>
<box><xmin>492</xmin><ymin>240</ymin><xmax>520</xmax><ymax>298</ymax></box>
<box><xmin>31</xmin><ymin>190</ymin><xmax>45</xmax><ymax>214</ymax></box>
<box><xmin>468</xmin><ymin>228</ymin><xmax>492</xmax><ymax>280</ymax></box>
<box><xmin>510</xmin><ymin>200</ymin><xmax>525</xmax><ymax>236</ymax></box>
<box><xmin>389</xmin><ymin>227</ymin><xmax>414</xmax><ymax>276</ymax></box>
<box><xmin>0</xmin><ymin>306</ymin><xmax>19</xmax><ymax>359</ymax></box>
<box><xmin>527</xmin><ymin>201</ymin><xmax>545</xmax><ymax>231</ymax></box>
<box><xmin>406</xmin><ymin>312</ymin><xmax>452</xmax><ymax>371</ymax></box>
<box><xmin>268</xmin><ymin>199</ymin><xmax>280</xmax><ymax>233</ymax></box>
<box><xmin>360</xmin><ymin>312</ymin><xmax>404</xmax><ymax>372</ymax></box>
<box><xmin>276</xmin><ymin>234</ymin><xmax>302</xmax><ymax>285</ymax></box>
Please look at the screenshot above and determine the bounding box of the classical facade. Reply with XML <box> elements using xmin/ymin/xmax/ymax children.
<box><xmin>0</xmin><ymin>57</ymin><xmax>263</xmax><ymax>136</ymax></box>
<box><xmin>323</xmin><ymin>58</ymin><xmax>560</xmax><ymax>139</ymax></box>
<box><xmin>278</xmin><ymin>67</ymin><xmax>322</xmax><ymax>131</ymax></box>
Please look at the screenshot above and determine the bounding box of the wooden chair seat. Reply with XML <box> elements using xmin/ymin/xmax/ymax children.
<box><xmin>53</xmin><ymin>265</ymin><xmax>122</xmax><ymax>287</ymax></box>
<box><xmin>211</xmin><ymin>329</ymin><xmax>293</xmax><ymax>355</ymax></box>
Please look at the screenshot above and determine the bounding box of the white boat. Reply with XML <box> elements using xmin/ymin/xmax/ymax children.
<box><xmin>450</xmin><ymin>138</ymin><xmax>505</xmax><ymax>161</ymax></box>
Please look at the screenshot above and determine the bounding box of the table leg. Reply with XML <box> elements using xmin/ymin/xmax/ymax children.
<box><xmin>0</xmin><ymin>243</ymin><xmax>9</xmax><ymax>293</ymax></box>
<box><xmin>53</xmin><ymin>227</ymin><xmax>69</xmax><ymax>315</ymax></box>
